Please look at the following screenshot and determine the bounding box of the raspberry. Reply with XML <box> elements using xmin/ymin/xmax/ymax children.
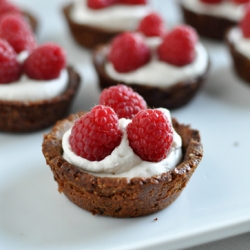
<box><xmin>99</xmin><ymin>84</ymin><xmax>147</xmax><ymax>119</ymax></box>
<box><xmin>199</xmin><ymin>0</ymin><xmax>223</xmax><ymax>3</ymax></box>
<box><xmin>119</xmin><ymin>0</ymin><xmax>147</xmax><ymax>4</ymax></box>
<box><xmin>240</xmin><ymin>8</ymin><xmax>250</xmax><ymax>37</ymax></box>
<box><xmin>0</xmin><ymin>14</ymin><xmax>36</xmax><ymax>53</ymax></box>
<box><xmin>127</xmin><ymin>109</ymin><xmax>173</xmax><ymax>162</ymax></box>
<box><xmin>87</xmin><ymin>0</ymin><xmax>116</xmax><ymax>9</ymax></box>
<box><xmin>137</xmin><ymin>12</ymin><xmax>166</xmax><ymax>37</ymax></box>
<box><xmin>0</xmin><ymin>0</ymin><xmax>21</xmax><ymax>17</ymax></box>
<box><xmin>69</xmin><ymin>105</ymin><xmax>122</xmax><ymax>161</ymax></box>
<box><xmin>157</xmin><ymin>25</ymin><xmax>198</xmax><ymax>67</ymax></box>
<box><xmin>0</xmin><ymin>38</ymin><xmax>21</xmax><ymax>83</ymax></box>
<box><xmin>23</xmin><ymin>43</ymin><xmax>66</xmax><ymax>80</ymax></box>
<box><xmin>109</xmin><ymin>32</ymin><xmax>150</xmax><ymax>73</ymax></box>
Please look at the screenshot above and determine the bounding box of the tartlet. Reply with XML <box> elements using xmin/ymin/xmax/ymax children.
<box><xmin>93</xmin><ymin>42</ymin><xmax>210</xmax><ymax>110</ymax></box>
<box><xmin>62</xmin><ymin>1</ymin><xmax>151</xmax><ymax>49</ymax></box>
<box><xmin>225</xmin><ymin>7</ymin><xmax>250</xmax><ymax>85</ymax></box>
<box><xmin>180</xmin><ymin>0</ymin><xmax>244</xmax><ymax>40</ymax></box>
<box><xmin>0</xmin><ymin>66</ymin><xmax>80</xmax><ymax>132</ymax></box>
<box><xmin>225</xmin><ymin>30</ymin><xmax>250</xmax><ymax>84</ymax></box>
<box><xmin>42</xmin><ymin>111</ymin><xmax>203</xmax><ymax>218</ymax></box>
<box><xmin>63</xmin><ymin>4</ymin><xmax>120</xmax><ymax>50</ymax></box>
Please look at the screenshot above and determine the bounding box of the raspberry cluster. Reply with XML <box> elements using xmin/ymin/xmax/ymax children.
<box><xmin>0</xmin><ymin>2</ymin><xmax>66</xmax><ymax>83</ymax></box>
<box><xmin>70</xmin><ymin>85</ymin><xmax>174</xmax><ymax>162</ymax></box>
<box><xmin>108</xmin><ymin>23</ymin><xmax>198</xmax><ymax>72</ymax></box>
<box><xmin>0</xmin><ymin>40</ymin><xmax>66</xmax><ymax>83</ymax></box>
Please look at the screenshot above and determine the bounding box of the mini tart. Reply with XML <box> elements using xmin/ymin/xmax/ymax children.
<box><xmin>0</xmin><ymin>66</ymin><xmax>81</xmax><ymax>133</ymax></box>
<box><xmin>93</xmin><ymin>45</ymin><xmax>210</xmax><ymax>110</ymax></box>
<box><xmin>42</xmin><ymin>111</ymin><xmax>203</xmax><ymax>218</ymax></box>
<box><xmin>225</xmin><ymin>28</ymin><xmax>250</xmax><ymax>84</ymax></box>
<box><xmin>63</xmin><ymin>4</ymin><xmax>120</xmax><ymax>50</ymax></box>
<box><xmin>180</xmin><ymin>4</ymin><xmax>237</xmax><ymax>40</ymax></box>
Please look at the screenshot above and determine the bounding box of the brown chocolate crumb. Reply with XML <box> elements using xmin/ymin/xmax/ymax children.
<box><xmin>154</xmin><ymin>218</ymin><xmax>158</xmax><ymax>221</ymax></box>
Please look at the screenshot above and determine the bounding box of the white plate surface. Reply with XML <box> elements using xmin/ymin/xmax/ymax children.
<box><xmin>1</xmin><ymin>0</ymin><xmax>250</xmax><ymax>249</ymax></box>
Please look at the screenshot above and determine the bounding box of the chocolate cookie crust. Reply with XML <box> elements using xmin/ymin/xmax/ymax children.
<box><xmin>181</xmin><ymin>5</ymin><xmax>236</xmax><ymax>40</ymax></box>
<box><xmin>42</xmin><ymin>112</ymin><xmax>203</xmax><ymax>218</ymax></box>
<box><xmin>63</xmin><ymin>4</ymin><xmax>120</xmax><ymax>49</ymax></box>
<box><xmin>93</xmin><ymin>45</ymin><xmax>210</xmax><ymax>110</ymax></box>
<box><xmin>0</xmin><ymin>67</ymin><xmax>81</xmax><ymax>133</ymax></box>
<box><xmin>226</xmin><ymin>29</ymin><xmax>250</xmax><ymax>84</ymax></box>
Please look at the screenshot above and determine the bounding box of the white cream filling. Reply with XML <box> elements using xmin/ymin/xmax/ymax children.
<box><xmin>227</xmin><ymin>27</ymin><xmax>250</xmax><ymax>59</ymax></box>
<box><xmin>62</xmin><ymin>108</ymin><xmax>182</xmax><ymax>179</ymax></box>
<box><xmin>69</xmin><ymin>0</ymin><xmax>151</xmax><ymax>31</ymax></box>
<box><xmin>105</xmin><ymin>42</ymin><xmax>209</xmax><ymax>87</ymax></box>
<box><xmin>181</xmin><ymin>0</ymin><xmax>244</xmax><ymax>21</ymax></box>
<box><xmin>0</xmin><ymin>69</ymin><xmax>69</xmax><ymax>101</ymax></box>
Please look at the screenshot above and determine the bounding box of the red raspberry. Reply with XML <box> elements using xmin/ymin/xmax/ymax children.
<box><xmin>0</xmin><ymin>0</ymin><xmax>21</xmax><ymax>17</ymax></box>
<box><xmin>240</xmin><ymin>8</ymin><xmax>250</xmax><ymax>37</ymax></box>
<box><xmin>109</xmin><ymin>32</ymin><xmax>150</xmax><ymax>73</ymax></box>
<box><xmin>199</xmin><ymin>0</ymin><xmax>223</xmax><ymax>3</ymax></box>
<box><xmin>119</xmin><ymin>0</ymin><xmax>147</xmax><ymax>4</ymax></box>
<box><xmin>69</xmin><ymin>105</ymin><xmax>122</xmax><ymax>161</ymax></box>
<box><xmin>99</xmin><ymin>84</ymin><xmax>147</xmax><ymax>119</ymax></box>
<box><xmin>232</xmin><ymin>0</ymin><xmax>250</xmax><ymax>3</ymax></box>
<box><xmin>157</xmin><ymin>25</ymin><xmax>198</xmax><ymax>67</ymax></box>
<box><xmin>137</xmin><ymin>12</ymin><xmax>166</xmax><ymax>37</ymax></box>
<box><xmin>23</xmin><ymin>43</ymin><xmax>66</xmax><ymax>80</ymax></box>
<box><xmin>87</xmin><ymin>0</ymin><xmax>116</xmax><ymax>9</ymax></box>
<box><xmin>127</xmin><ymin>109</ymin><xmax>173</xmax><ymax>162</ymax></box>
<box><xmin>0</xmin><ymin>14</ymin><xmax>36</xmax><ymax>53</ymax></box>
<box><xmin>0</xmin><ymin>38</ymin><xmax>21</xmax><ymax>83</ymax></box>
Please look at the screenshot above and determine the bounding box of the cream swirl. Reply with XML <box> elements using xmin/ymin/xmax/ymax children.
<box><xmin>181</xmin><ymin>0</ymin><xmax>244</xmax><ymax>21</ymax></box>
<box><xmin>69</xmin><ymin>0</ymin><xmax>151</xmax><ymax>31</ymax></box>
<box><xmin>105</xmin><ymin>42</ymin><xmax>208</xmax><ymax>87</ymax></box>
<box><xmin>0</xmin><ymin>69</ymin><xmax>69</xmax><ymax>101</ymax></box>
<box><xmin>227</xmin><ymin>27</ymin><xmax>250</xmax><ymax>59</ymax></box>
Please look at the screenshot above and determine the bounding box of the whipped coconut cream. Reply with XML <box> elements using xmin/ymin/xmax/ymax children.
<box><xmin>0</xmin><ymin>69</ymin><xmax>69</xmax><ymax>102</ymax></box>
<box><xmin>181</xmin><ymin>0</ymin><xmax>244</xmax><ymax>21</ymax></box>
<box><xmin>227</xmin><ymin>27</ymin><xmax>250</xmax><ymax>59</ymax></box>
<box><xmin>105</xmin><ymin>42</ymin><xmax>209</xmax><ymax>87</ymax></box>
<box><xmin>70</xmin><ymin>0</ymin><xmax>151</xmax><ymax>31</ymax></box>
<box><xmin>62</xmin><ymin>108</ymin><xmax>182</xmax><ymax>179</ymax></box>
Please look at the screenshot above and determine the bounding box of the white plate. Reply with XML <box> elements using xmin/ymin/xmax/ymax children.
<box><xmin>1</xmin><ymin>0</ymin><xmax>250</xmax><ymax>249</ymax></box>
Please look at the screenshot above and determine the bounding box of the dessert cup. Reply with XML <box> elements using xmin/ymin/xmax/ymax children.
<box><xmin>226</xmin><ymin>28</ymin><xmax>250</xmax><ymax>84</ymax></box>
<box><xmin>0</xmin><ymin>66</ymin><xmax>81</xmax><ymax>132</ymax></box>
<box><xmin>42</xmin><ymin>111</ymin><xmax>203</xmax><ymax>218</ymax></box>
<box><xmin>180</xmin><ymin>5</ymin><xmax>236</xmax><ymax>40</ymax></box>
<box><xmin>62</xmin><ymin>4</ymin><xmax>120</xmax><ymax>49</ymax></box>
<box><xmin>93</xmin><ymin>45</ymin><xmax>210</xmax><ymax>110</ymax></box>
